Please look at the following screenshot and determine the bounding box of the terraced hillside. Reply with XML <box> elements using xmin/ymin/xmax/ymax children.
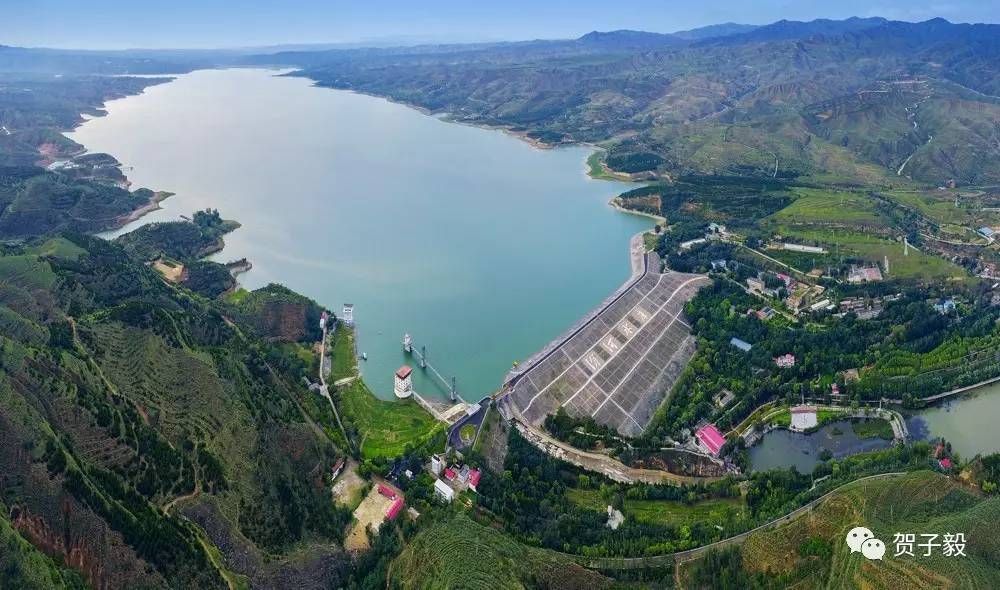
<box><xmin>680</xmin><ymin>471</ymin><xmax>1000</xmax><ymax>589</ymax></box>
<box><xmin>392</xmin><ymin>513</ymin><xmax>611</xmax><ymax>590</ymax></box>
<box><xmin>0</xmin><ymin>233</ymin><xmax>354</xmax><ymax>589</ymax></box>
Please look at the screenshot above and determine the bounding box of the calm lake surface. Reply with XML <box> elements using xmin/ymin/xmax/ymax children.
<box><xmin>749</xmin><ymin>420</ymin><xmax>892</xmax><ymax>473</ymax></box>
<box><xmin>69</xmin><ymin>68</ymin><xmax>647</xmax><ymax>400</ymax></box>
<box><xmin>751</xmin><ymin>382</ymin><xmax>1000</xmax><ymax>472</ymax></box>
<box><xmin>906</xmin><ymin>382</ymin><xmax>1000</xmax><ymax>457</ymax></box>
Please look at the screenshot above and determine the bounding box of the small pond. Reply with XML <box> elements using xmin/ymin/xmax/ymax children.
<box><xmin>749</xmin><ymin>419</ymin><xmax>893</xmax><ymax>474</ymax></box>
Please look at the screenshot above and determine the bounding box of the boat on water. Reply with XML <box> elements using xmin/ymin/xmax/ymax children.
<box><xmin>361</xmin><ymin>352</ymin><xmax>368</xmax><ymax>361</ymax></box>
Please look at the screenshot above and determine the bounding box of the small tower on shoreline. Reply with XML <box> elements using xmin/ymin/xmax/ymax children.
<box><xmin>394</xmin><ymin>365</ymin><xmax>413</xmax><ymax>399</ymax></box>
<box><xmin>342</xmin><ymin>303</ymin><xmax>354</xmax><ymax>326</ymax></box>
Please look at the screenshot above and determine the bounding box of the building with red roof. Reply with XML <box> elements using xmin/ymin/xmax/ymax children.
<box><xmin>938</xmin><ymin>457</ymin><xmax>953</xmax><ymax>470</ymax></box>
<box><xmin>377</xmin><ymin>483</ymin><xmax>397</xmax><ymax>499</ymax></box>
<box><xmin>468</xmin><ymin>468</ymin><xmax>482</xmax><ymax>492</ymax></box>
<box><xmin>695</xmin><ymin>424</ymin><xmax>726</xmax><ymax>457</ymax></box>
<box><xmin>774</xmin><ymin>354</ymin><xmax>796</xmax><ymax>368</ymax></box>
<box><xmin>394</xmin><ymin>365</ymin><xmax>413</xmax><ymax>398</ymax></box>
<box><xmin>443</xmin><ymin>467</ymin><xmax>457</xmax><ymax>481</ymax></box>
<box><xmin>385</xmin><ymin>497</ymin><xmax>404</xmax><ymax>520</ymax></box>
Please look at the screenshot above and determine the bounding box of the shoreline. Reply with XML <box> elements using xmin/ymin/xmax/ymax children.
<box><xmin>55</xmin><ymin>78</ymin><xmax>181</xmax><ymax>234</ymax></box>
<box><xmin>299</xmin><ymin>74</ymin><xmax>613</xmax><ymax>156</ymax></box>
<box><xmin>117</xmin><ymin>190</ymin><xmax>174</xmax><ymax>226</ymax></box>
<box><xmin>609</xmin><ymin>197</ymin><xmax>666</xmax><ymax>225</ymax></box>
<box><xmin>310</xmin><ymin>81</ymin><xmax>558</xmax><ymax>151</ymax></box>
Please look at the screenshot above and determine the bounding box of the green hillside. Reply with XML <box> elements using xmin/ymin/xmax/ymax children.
<box><xmin>283</xmin><ymin>19</ymin><xmax>1000</xmax><ymax>186</ymax></box>
<box><xmin>0</xmin><ymin>233</ymin><xmax>354</xmax><ymax>589</ymax></box>
<box><xmin>392</xmin><ymin>513</ymin><xmax>611</xmax><ymax>590</ymax></box>
<box><xmin>682</xmin><ymin>471</ymin><xmax>1000</xmax><ymax>589</ymax></box>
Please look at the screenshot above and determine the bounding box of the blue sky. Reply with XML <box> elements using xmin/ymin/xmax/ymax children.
<box><xmin>6</xmin><ymin>0</ymin><xmax>999</xmax><ymax>49</ymax></box>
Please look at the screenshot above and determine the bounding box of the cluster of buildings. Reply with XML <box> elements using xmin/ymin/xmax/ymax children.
<box><xmin>746</xmin><ymin>272</ymin><xmax>830</xmax><ymax>315</ymax></box>
<box><xmin>377</xmin><ymin>483</ymin><xmax>405</xmax><ymax>522</ymax></box>
<box><xmin>774</xmin><ymin>353</ymin><xmax>796</xmax><ymax>368</ymax></box>
<box><xmin>837</xmin><ymin>293</ymin><xmax>901</xmax><ymax>320</ymax></box>
<box><xmin>679</xmin><ymin>223</ymin><xmax>730</xmax><ymax>251</ymax></box>
<box><xmin>933</xmin><ymin>298</ymin><xmax>957</xmax><ymax>314</ymax></box>
<box><xmin>847</xmin><ymin>265</ymin><xmax>884</xmax><ymax>284</ymax></box>
<box><xmin>430</xmin><ymin>454</ymin><xmax>482</xmax><ymax>503</ymax></box>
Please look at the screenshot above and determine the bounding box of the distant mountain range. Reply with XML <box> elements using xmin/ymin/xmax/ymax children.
<box><xmin>240</xmin><ymin>16</ymin><xmax>999</xmax><ymax>185</ymax></box>
<box><xmin>671</xmin><ymin>22</ymin><xmax>760</xmax><ymax>40</ymax></box>
<box><xmin>1</xmin><ymin>16</ymin><xmax>998</xmax><ymax>185</ymax></box>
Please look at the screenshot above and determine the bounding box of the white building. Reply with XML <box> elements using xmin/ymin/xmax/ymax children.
<box><xmin>680</xmin><ymin>238</ymin><xmax>708</xmax><ymax>250</ymax></box>
<box><xmin>782</xmin><ymin>243</ymin><xmax>827</xmax><ymax>254</ymax></box>
<box><xmin>394</xmin><ymin>365</ymin><xmax>413</xmax><ymax>399</ymax></box>
<box><xmin>429</xmin><ymin>454</ymin><xmax>444</xmax><ymax>476</ymax></box>
<box><xmin>606</xmin><ymin>506</ymin><xmax>624</xmax><ymax>530</ymax></box>
<box><xmin>789</xmin><ymin>405</ymin><xmax>818</xmax><ymax>431</ymax></box>
<box><xmin>342</xmin><ymin>303</ymin><xmax>354</xmax><ymax>326</ymax></box>
<box><xmin>434</xmin><ymin>478</ymin><xmax>455</xmax><ymax>503</ymax></box>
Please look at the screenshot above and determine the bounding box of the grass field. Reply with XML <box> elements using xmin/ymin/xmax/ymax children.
<box><xmin>328</xmin><ymin>326</ymin><xmax>357</xmax><ymax>382</ymax></box>
<box><xmin>566</xmin><ymin>488</ymin><xmax>745</xmax><ymax>527</ymax></box>
<box><xmin>392</xmin><ymin>513</ymin><xmax>609</xmax><ymax>590</ymax></box>
<box><xmin>0</xmin><ymin>255</ymin><xmax>57</xmax><ymax>290</ymax></box>
<box><xmin>770</xmin><ymin>188</ymin><xmax>882</xmax><ymax>226</ymax></box>
<box><xmin>643</xmin><ymin>231</ymin><xmax>661</xmax><ymax>251</ymax></box>
<box><xmin>773</xmin><ymin>227</ymin><xmax>968</xmax><ymax>282</ymax></box>
<box><xmin>26</xmin><ymin>237</ymin><xmax>86</xmax><ymax>260</ymax></box>
<box><xmin>883</xmin><ymin>189</ymin><xmax>998</xmax><ymax>228</ymax></box>
<box><xmin>586</xmin><ymin>150</ymin><xmax>624</xmax><ymax>181</ymax></box>
<box><xmin>731</xmin><ymin>471</ymin><xmax>1000</xmax><ymax>589</ymax></box>
<box><xmin>336</xmin><ymin>380</ymin><xmax>440</xmax><ymax>460</ymax></box>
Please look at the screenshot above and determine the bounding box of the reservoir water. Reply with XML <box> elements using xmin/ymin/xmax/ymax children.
<box><xmin>68</xmin><ymin>68</ymin><xmax>648</xmax><ymax>400</ymax></box>
<box><xmin>906</xmin><ymin>382</ymin><xmax>1000</xmax><ymax>457</ymax></box>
